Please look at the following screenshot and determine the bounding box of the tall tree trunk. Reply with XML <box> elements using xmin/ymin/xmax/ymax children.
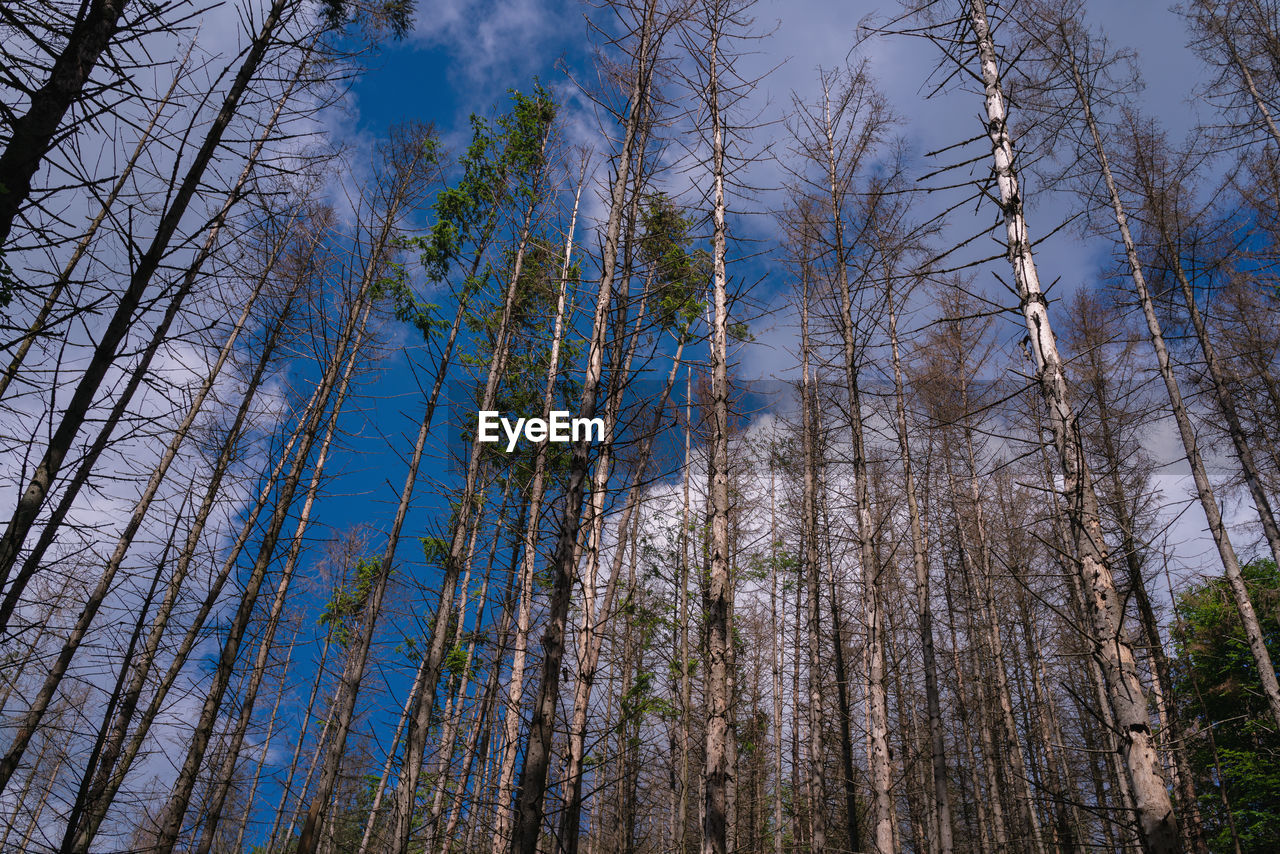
<box><xmin>283</xmin><ymin>696</ymin><xmax>337</xmax><ymax>850</ymax></box>
<box><xmin>423</xmin><ymin>509</ymin><xmax>496</xmax><ymax>847</ymax></box>
<box><xmin>700</xmin><ymin>9</ymin><xmax>734</xmax><ymax>852</ymax></box>
<box><xmin>965</xmin><ymin>474</ymin><xmax>1044</xmax><ymax>854</ymax></box>
<box><xmin>941</xmin><ymin>544</ymin><xmax>998</xmax><ymax>854</ymax></box>
<box><xmin>191</xmin><ymin>265</ymin><xmax>377</xmax><ymax>853</ymax></box>
<box><xmin>887</xmin><ymin>282</ymin><xmax>953</xmax><ymax>854</ymax></box>
<box><xmin>950</xmin><ymin>421</ymin><xmax>1043</xmax><ymax>854</ymax></box>
<box><xmin>0</xmin><ymin>230</ymin><xmax>292</xmax><ymax>794</ymax></box>
<box><xmin>1013</xmin><ymin>576</ymin><xmax>1082</xmax><ymax>854</ymax></box>
<box><xmin>812</xmin><ymin>79</ymin><xmax>896</xmax><ymax>854</ymax></box>
<box><xmin>298</xmin><ymin>283</ymin><xmax>467</xmax><ymax>854</ymax></box>
<box><xmin>556</xmin><ymin>211</ymin><xmax>651</xmax><ymax>848</ymax></box>
<box><xmin>439</xmin><ymin>547</ymin><xmax>522</xmax><ymax>854</ymax></box>
<box><xmin>509</xmin><ymin>5</ymin><xmax>658</xmax><ymax>849</ymax></box>
<box><xmin>356</xmin><ymin>655</ymin><xmax>423</xmax><ymax>854</ymax></box>
<box><xmin>231</xmin><ymin>630</ymin><xmax>299</xmax><ymax>853</ymax></box>
<box><xmin>818</xmin><ymin>469</ymin><xmax>861</xmax><ymax>854</ymax></box>
<box><xmin>768</xmin><ymin>459</ymin><xmax>785</xmax><ymax>854</ymax></box>
<box><xmin>797</xmin><ymin>247</ymin><xmax>827</xmax><ymax>854</ymax></box>
<box><xmin>1029</xmin><ymin>402</ymin><xmax>1145</xmax><ymax>852</ymax></box>
<box><xmin>0</xmin><ymin>0</ymin><xmax>129</xmax><ymax>247</ymax></box>
<box><xmin>59</xmin><ymin>515</ymin><xmax>183</xmax><ymax>841</ymax></box>
<box><xmin>679</xmin><ymin>364</ymin><xmax>695</xmax><ymax>854</ymax></box>
<box><xmin>491</xmin><ymin>171</ymin><xmax>583</xmax><ymax>850</ymax></box>
<box><xmin>963</xmin><ymin>3</ymin><xmax>1177</xmax><ymax>848</ymax></box>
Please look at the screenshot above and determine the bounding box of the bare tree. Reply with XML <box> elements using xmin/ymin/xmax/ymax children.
<box><xmin>508</xmin><ymin>4</ymin><xmax>664</xmax><ymax>850</ymax></box>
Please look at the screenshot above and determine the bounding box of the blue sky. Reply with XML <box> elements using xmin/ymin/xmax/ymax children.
<box><xmin>341</xmin><ymin>0</ymin><xmax>1209</xmax><ymax>372</ymax></box>
<box><xmin>323</xmin><ymin>0</ymin><xmax>1238</xmax><ymax>560</ymax></box>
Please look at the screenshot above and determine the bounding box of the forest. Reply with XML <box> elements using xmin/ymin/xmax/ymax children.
<box><xmin>2</xmin><ymin>0</ymin><xmax>1280</xmax><ymax>852</ymax></box>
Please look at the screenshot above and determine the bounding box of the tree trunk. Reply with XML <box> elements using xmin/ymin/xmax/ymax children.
<box><xmin>768</xmin><ymin>459</ymin><xmax>785</xmax><ymax>854</ymax></box>
<box><xmin>491</xmin><ymin>171</ymin><xmax>583</xmax><ymax>849</ymax></box>
<box><xmin>700</xmin><ymin>9</ymin><xmax>734</xmax><ymax>852</ymax></box>
<box><xmin>887</xmin><ymin>282</ymin><xmax>953</xmax><ymax>854</ymax></box>
<box><xmin>439</xmin><ymin>548</ymin><xmax>521</xmax><ymax>854</ymax></box>
<box><xmin>963</xmin><ymin>3</ymin><xmax>1178</xmax><ymax>848</ymax></box>
<box><xmin>0</xmin><ymin>0</ymin><xmax>129</xmax><ymax>246</ymax></box>
<box><xmin>679</xmin><ymin>364</ymin><xmax>695</xmax><ymax>854</ymax></box>
<box><xmin>797</xmin><ymin>245</ymin><xmax>827</xmax><ymax>854</ymax></box>
<box><xmin>942</xmin><ymin>548</ymin><xmax>997</xmax><ymax>854</ymax></box>
<box><xmin>509</xmin><ymin>5</ymin><xmax>658</xmax><ymax>849</ymax></box>
<box><xmin>389</xmin><ymin>104</ymin><xmax>556</xmax><ymax>854</ymax></box>
<box><xmin>231</xmin><ymin>629</ymin><xmax>299</xmax><ymax>853</ymax></box>
<box><xmin>191</xmin><ymin>272</ymin><xmax>373</xmax><ymax>854</ymax></box>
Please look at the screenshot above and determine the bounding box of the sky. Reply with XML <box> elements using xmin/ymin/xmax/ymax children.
<box><xmin>328</xmin><ymin>0</ymin><xmax>1259</xmax><ymax>569</ymax></box>
<box><xmin>339</xmin><ymin>0</ymin><xmax>1211</xmax><ymax>371</ymax></box>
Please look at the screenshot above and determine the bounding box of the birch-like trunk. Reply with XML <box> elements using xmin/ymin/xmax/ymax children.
<box><xmin>797</xmin><ymin>252</ymin><xmax>826</xmax><ymax>854</ymax></box>
<box><xmin>700</xmin><ymin>10</ymin><xmax>734</xmax><ymax>853</ymax></box>
<box><xmin>964</xmin><ymin>2</ymin><xmax>1178</xmax><ymax>848</ymax></box>
<box><xmin>1029</xmin><ymin>394</ymin><xmax>1146</xmax><ymax>851</ymax></box>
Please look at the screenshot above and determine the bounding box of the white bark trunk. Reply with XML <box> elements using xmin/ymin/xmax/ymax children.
<box><xmin>964</xmin><ymin>2</ymin><xmax>1178</xmax><ymax>848</ymax></box>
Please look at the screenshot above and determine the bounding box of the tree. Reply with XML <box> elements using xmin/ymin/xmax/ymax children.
<box><xmin>508</xmin><ymin>3</ymin><xmax>666</xmax><ymax>849</ymax></box>
<box><xmin>1173</xmin><ymin>559</ymin><xmax>1280</xmax><ymax>853</ymax></box>
<box><xmin>910</xmin><ymin>1</ymin><xmax>1181</xmax><ymax>847</ymax></box>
